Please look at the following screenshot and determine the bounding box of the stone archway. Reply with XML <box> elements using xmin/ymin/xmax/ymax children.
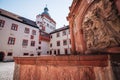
<box><xmin>0</xmin><ymin>52</ymin><xmax>5</xmax><ymax>61</ymax></box>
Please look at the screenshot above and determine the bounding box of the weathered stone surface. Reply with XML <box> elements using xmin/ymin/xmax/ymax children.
<box><xmin>67</xmin><ymin>0</ymin><xmax>120</xmax><ymax>53</ymax></box>
<box><xmin>13</xmin><ymin>55</ymin><xmax>120</xmax><ymax>80</ymax></box>
<box><xmin>13</xmin><ymin>63</ymin><xmax>20</xmax><ymax>80</ymax></box>
<box><xmin>82</xmin><ymin>0</ymin><xmax>120</xmax><ymax>50</ymax></box>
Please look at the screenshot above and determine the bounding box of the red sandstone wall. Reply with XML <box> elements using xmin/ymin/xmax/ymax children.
<box><xmin>115</xmin><ymin>0</ymin><xmax>120</xmax><ymax>14</ymax></box>
<box><xmin>13</xmin><ymin>55</ymin><xmax>117</xmax><ymax>80</ymax></box>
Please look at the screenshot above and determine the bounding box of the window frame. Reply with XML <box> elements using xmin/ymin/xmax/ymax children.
<box><xmin>8</xmin><ymin>37</ymin><xmax>16</xmax><ymax>45</ymax></box>
<box><xmin>22</xmin><ymin>39</ymin><xmax>28</xmax><ymax>46</ymax></box>
<box><xmin>31</xmin><ymin>41</ymin><xmax>35</xmax><ymax>46</ymax></box>
<box><xmin>57</xmin><ymin>49</ymin><xmax>60</xmax><ymax>55</ymax></box>
<box><xmin>64</xmin><ymin>48</ymin><xmax>68</xmax><ymax>55</ymax></box>
<box><xmin>57</xmin><ymin>41</ymin><xmax>60</xmax><ymax>46</ymax></box>
<box><xmin>32</xmin><ymin>30</ymin><xmax>36</xmax><ymax>35</ymax></box>
<box><xmin>63</xmin><ymin>40</ymin><xmax>67</xmax><ymax>45</ymax></box>
<box><xmin>24</xmin><ymin>27</ymin><xmax>30</xmax><ymax>34</ymax></box>
<box><xmin>56</xmin><ymin>32</ymin><xmax>60</xmax><ymax>37</ymax></box>
<box><xmin>62</xmin><ymin>30</ymin><xmax>66</xmax><ymax>36</ymax></box>
<box><xmin>7</xmin><ymin>52</ymin><xmax>13</xmax><ymax>56</ymax></box>
<box><xmin>11</xmin><ymin>23</ymin><xmax>18</xmax><ymax>31</ymax></box>
<box><xmin>23</xmin><ymin>53</ymin><xmax>29</xmax><ymax>56</ymax></box>
<box><xmin>50</xmin><ymin>43</ymin><xmax>52</xmax><ymax>47</ymax></box>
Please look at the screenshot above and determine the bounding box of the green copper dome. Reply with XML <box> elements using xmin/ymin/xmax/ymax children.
<box><xmin>41</xmin><ymin>6</ymin><xmax>50</xmax><ymax>16</ymax></box>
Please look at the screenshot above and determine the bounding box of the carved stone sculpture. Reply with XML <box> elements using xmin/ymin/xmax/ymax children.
<box><xmin>82</xmin><ymin>0</ymin><xmax>120</xmax><ymax>51</ymax></box>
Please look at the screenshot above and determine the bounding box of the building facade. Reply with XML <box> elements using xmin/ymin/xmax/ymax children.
<box><xmin>49</xmin><ymin>25</ymin><xmax>71</xmax><ymax>55</ymax></box>
<box><xmin>0</xmin><ymin>9</ymin><xmax>39</xmax><ymax>61</ymax></box>
<box><xmin>0</xmin><ymin>7</ymin><xmax>71</xmax><ymax>61</ymax></box>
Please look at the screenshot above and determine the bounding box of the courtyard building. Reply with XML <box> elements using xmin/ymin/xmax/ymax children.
<box><xmin>0</xmin><ymin>6</ymin><xmax>71</xmax><ymax>61</ymax></box>
<box><xmin>49</xmin><ymin>25</ymin><xmax>71</xmax><ymax>55</ymax></box>
<box><xmin>0</xmin><ymin>9</ymin><xmax>39</xmax><ymax>61</ymax></box>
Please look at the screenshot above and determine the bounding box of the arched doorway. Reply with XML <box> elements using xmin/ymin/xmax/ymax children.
<box><xmin>0</xmin><ymin>52</ymin><xmax>5</xmax><ymax>61</ymax></box>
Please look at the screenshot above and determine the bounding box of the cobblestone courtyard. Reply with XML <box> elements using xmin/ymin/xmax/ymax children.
<box><xmin>0</xmin><ymin>62</ymin><xmax>14</xmax><ymax>80</ymax></box>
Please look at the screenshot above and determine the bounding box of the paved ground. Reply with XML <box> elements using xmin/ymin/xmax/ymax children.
<box><xmin>0</xmin><ymin>62</ymin><xmax>14</xmax><ymax>80</ymax></box>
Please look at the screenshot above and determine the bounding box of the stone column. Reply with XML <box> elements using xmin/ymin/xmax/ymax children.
<box><xmin>69</xmin><ymin>19</ymin><xmax>76</xmax><ymax>54</ymax></box>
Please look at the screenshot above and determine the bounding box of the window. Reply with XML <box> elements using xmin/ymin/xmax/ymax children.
<box><xmin>22</xmin><ymin>39</ymin><xmax>28</xmax><ymax>46</ymax></box>
<box><xmin>47</xmin><ymin>51</ymin><xmax>49</xmax><ymax>54</ymax></box>
<box><xmin>57</xmin><ymin>41</ymin><xmax>60</xmax><ymax>46</ymax></box>
<box><xmin>31</xmin><ymin>35</ymin><xmax>34</xmax><ymax>39</ymax></box>
<box><xmin>39</xmin><ymin>41</ymin><xmax>41</xmax><ymax>44</ymax></box>
<box><xmin>30</xmin><ymin>54</ymin><xmax>34</xmax><ymax>56</ymax></box>
<box><xmin>56</xmin><ymin>32</ymin><xmax>60</xmax><ymax>37</ymax></box>
<box><xmin>47</xmin><ymin>23</ymin><xmax>49</xmax><ymax>27</ymax></box>
<box><xmin>32</xmin><ymin>30</ymin><xmax>36</xmax><ymax>35</ymax></box>
<box><xmin>42</xmin><ymin>26</ymin><xmax>45</xmax><ymax>31</ymax></box>
<box><xmin>7</xmin><ymin>52</ymin><xmax>12</xmax><ymax>56</ymax></box>
<box><xmin>50</xmin><ymin>50</ymin><xmax>52</xmax><ymax>55</ymax></box>
<box><xmin>11</xmin><ymin>23</ymin><xmax>18</xmax><ymax>31</ymax></box>
<box><xmin>63</xmin><ymin>40</ymin><xmax>67</xmax><ymax>45</ymax></box>
<box><xmin>37</xmin><ymin>52</ymin><xmax>41</xmax><ymax>56</ymax></box>
<box><xmin>65</xmin><ymin>49</ymin><xmax>68</xmax><ymax>55</ymax></box>
<box><xmin>54</xmin><ymin>50</ymin><xmax>56</xmax><ymax>55</ymax></box>
<box><xmin>31</xmin><ymin>41</ymin><xmax>35</xmax><ymax>46</ymax></box>
<box><xmin>8</xmin><ymin>37</ymin><xmax>15</xmax><ymax>45</ymax></box>
<box><xmin>24</xmin><ymin>27</ymin><xmax>29</xmax><ymax>34</ymax></box>
<box><xmin>0</xmin><ymin>19</ymin><xmax>5</xmax><ymax>28</ymax></box>
<box><xmin>50</xmin><ymin>43</ymin><xmax>52</xmax><ymax>47</ymax></box>
<box><xmin>62</xmin><ymin>30</ymin><xmax>66</xmax><ymax>36</ymax></box>
<box><xmin>57</xmin><ymin>49</ymin><xmax>60</xmax><ymax>55</ymax></box>
<box><xmin>38</xmin><ymin>46</ymin><xmax>41</xmax><ymax>49</ymax></box>
<box><xmin>23</xmin><ymin>53</ymin><xmax>29</xmax><ymax>56</ymax></box>
<box><xmin>50</xmin><ymin>35</ymin><xmax>52</xmax><ymax>38</ymax></box>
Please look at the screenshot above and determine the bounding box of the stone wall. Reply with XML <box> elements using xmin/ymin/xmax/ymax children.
<box><xmin>13</xmin><ymin>54</ymin><xmax>120</xmax><ymax>80</ymax></box>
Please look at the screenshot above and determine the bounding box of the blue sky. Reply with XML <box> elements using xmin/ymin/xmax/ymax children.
<box><xmin>0</xmin><ymin>0</ymin><xmax>73</xmax><ymax>29</ymax></box>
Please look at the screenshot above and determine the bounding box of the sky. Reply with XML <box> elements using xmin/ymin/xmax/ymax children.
<box><xmin>0</xmin><ymin>0</ymin><xmax>73</xmax><ymax>29</ymax></box>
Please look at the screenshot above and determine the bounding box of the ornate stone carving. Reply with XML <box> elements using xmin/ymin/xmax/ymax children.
<box><xmin>82</xmin><ymin>0</ymin><xmax>120</xmax><ymax>50</ymax></box>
